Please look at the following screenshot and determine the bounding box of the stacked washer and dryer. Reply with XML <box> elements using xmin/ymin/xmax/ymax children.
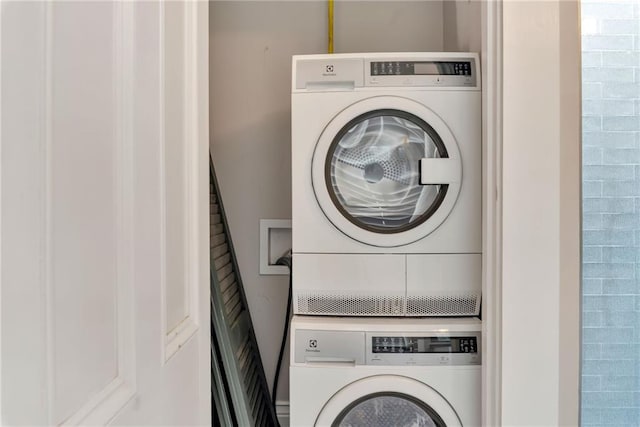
<box><xmin>289</xmin><ymin>53</ymin><xmax>482</xmax><ymax>426</ymax></box>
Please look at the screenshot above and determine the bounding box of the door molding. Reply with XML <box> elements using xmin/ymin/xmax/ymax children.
<box><xmin>61</xmin><ymin>2</ymin><xmax>137</xmax><ymax>424</ymax></box>
<box><xmin>481</xmin><ymin>1</ymin><xmax>503</xmax><ymax>426</ymax></box>
<box><xmin>159</xmin><ymin>0</ymin><xmax>201</xmax><ymax>362</ymax></box>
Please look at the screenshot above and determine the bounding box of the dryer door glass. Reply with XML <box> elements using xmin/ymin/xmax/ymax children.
<box><xmin>327</xmin><ymin>109</ymin><xmax>448</xmax><ymax>234</ymax></box>
<box><xmin>332</xmin><ymin>393</ymin><xmax>446</xmax><ymax>427</ymax></box>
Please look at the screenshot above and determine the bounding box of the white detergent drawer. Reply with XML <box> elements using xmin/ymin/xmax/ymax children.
<box><xmin>293</xmin><ymin>253</ymin><xmax>405</xmax><ymax>316</ymax></box>
<box><xmin>406</xmin><ymin>254</ymin><xmax>481</xmax><ymax>316</ymax></box>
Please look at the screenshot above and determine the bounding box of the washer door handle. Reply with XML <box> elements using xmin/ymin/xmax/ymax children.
<box><xmin>419</xmin><ymin>158</ymin><xmax>462</xmax><ymax>184</ymax></box>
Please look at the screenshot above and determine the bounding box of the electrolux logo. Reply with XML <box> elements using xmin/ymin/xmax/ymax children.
<box><xmin>322</xmin><ymin>64</ymin><xmax>336</xmax><ymax>77</ymax></box>
<box><xmin>305</xmin><ymin>339</ymin><xmax>320</xmax><ymax>353</ymax></box>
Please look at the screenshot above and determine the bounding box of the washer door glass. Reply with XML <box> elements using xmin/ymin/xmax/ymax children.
<box><xmin>326</xmin><ymin>109</ymin><xmax>448</xmax><ymax>234</ymax></box>
<box><xmin>332</xmin><ymin>392</ymin><xmax>446</xmax><ymax>427</ymax></box>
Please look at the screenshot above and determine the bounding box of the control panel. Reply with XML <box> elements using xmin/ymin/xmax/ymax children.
<box><xmin>293</xmin><ymin>55</ymin><xmax>479</xmax><ymax>90</ymax></box>
<box><xmin>366</xmin><ymin>59</ymin><xmax>477</xmax><ymax>88</ymax></box>
<box><xmin>370</xmin><ymin>61</ymin><xmax>472</xmax><ymax>76</ymax></box>
<box><xmin>372</xmin><ymin>336</ymin><xmax>477</xmax><ymax>354</ymax></box>
<box><xmin>367</xmin><ymin>332</ymin><xmax>480</xmax><ymax>366</ymax></box>
<box><xmin>294</xmin><ymin>329</ymin><xmax>481</xmax><ymax>366</ymax></box>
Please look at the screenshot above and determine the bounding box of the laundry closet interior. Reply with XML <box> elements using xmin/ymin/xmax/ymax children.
<box><xmin>209</xmin><ymin>2</ymin><xmax>487</xmax><ymax>425</ymax></box>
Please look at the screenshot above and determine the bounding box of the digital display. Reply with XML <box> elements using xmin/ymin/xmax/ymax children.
<box><xmin>372</xmin><ymin>336</ymin><xmax>477</xmax><ymax>354</ymax></box>
<box><xmin>370</xmin><ymin>61</ymin><xmax>472</xmax><ymax>76</ymax></box>
<box><xmin>414</xmin><ymin>63</ymin><xmax>441</xmax><ymax>75</ymax></box>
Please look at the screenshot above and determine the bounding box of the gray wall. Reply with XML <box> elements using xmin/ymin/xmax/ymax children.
<box><xmin>443</xmin><ymin>0</ymin><xmax>481</xmax><ymax>53</ymax></box>
<box><xmin>581</xmin><ymin>1</ymin><xmax>640</xmax><ymax>424</ymax></box>
<box><xmin>209</xmin><ymin>0</ymin><xmax>478</xmax><ymax>405</ymax></box>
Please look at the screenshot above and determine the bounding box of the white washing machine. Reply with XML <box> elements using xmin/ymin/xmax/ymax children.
<box><xmin>290</xmin><ymin>316</ymin><xmax>481</xmax><ymax>426</ymax></box>
<box><xmin>291</xmin><ymin>53</ymin><xmax>482</xmax><ymax>317</ymax></box>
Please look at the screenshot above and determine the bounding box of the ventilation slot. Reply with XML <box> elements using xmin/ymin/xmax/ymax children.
<box><xmin>406</xmin><ymin>294</ymin><xmax>479</xmax><ymax>316</ymax></box>
<box><xmin>296</xmin><ymin>293</ymin><xmax>480</xmax><ymax>316</ymax></box>
<box><xmin>297</xmin><ymin>294</ymin><xmax>405</xmax><ymax>316</ymax></box>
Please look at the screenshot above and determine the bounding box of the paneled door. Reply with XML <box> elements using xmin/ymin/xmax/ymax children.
<box><xmin>1</xmin><ymin>1</ymin><xmax>211</xmax><ymax>425</ymax></box>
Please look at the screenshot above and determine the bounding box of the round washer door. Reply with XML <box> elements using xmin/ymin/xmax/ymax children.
<box><xmin>312</xmin><ymin>96</ymin><xmax>462</xmax><ymax>247</ymax></box>
<box><xmin>315</xmin><ymin>375</ymin><xmax>462</xmax><ymax>427</ymax></box>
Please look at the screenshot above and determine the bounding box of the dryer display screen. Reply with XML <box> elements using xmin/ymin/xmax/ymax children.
<box><xmin>371</xmin><ymin>61</ymin><xmax>472</xmax><ymax>76</ymax></box>
<box><xmin>372</xmin><ymin>336</ymin><xmax>477</xmax><ymax>354</ymax></box>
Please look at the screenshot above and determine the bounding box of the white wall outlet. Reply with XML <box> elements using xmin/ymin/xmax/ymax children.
<box><xmin>260</xmin><ymin>219</ymin><xmax>292</xmax><ymax>275</ymax></box>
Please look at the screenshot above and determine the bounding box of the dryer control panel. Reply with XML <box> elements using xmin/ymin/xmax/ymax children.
<box><xmin>367</xmin><ymin>59</ymin><xmax>476</xmax><ymax>87</ymax></box>
<box><xmin>293</xmin><ymin>53</ymin><xmax>480</xmax><ymax>90</ymax></box>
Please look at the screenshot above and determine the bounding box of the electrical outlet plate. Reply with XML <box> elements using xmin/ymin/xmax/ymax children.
<box><xmin>259</xmin><ymin>219</ymin><xmax>292</xmax><ymax>275</ymax></box>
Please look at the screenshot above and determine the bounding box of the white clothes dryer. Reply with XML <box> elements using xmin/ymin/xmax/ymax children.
<box><xmin>289</xmin><ymin>316</ymin><xmax>481</xmax><ymax>427</ymax></box>
<box><xmin>291</xmin><ymin>53</ymin><xmax>482</xmax><ymax>317</ymax></box>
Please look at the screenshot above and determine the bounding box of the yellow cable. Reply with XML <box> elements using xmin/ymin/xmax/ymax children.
<box><xmin>328</xmin><ymin>0</ymin><xmax>334</xmax><ymax>53</ymax></box>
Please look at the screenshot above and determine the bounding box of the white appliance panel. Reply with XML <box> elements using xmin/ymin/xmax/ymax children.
<box><xmin>293</xmin><ymin>253</ymin><xmax>406</xmax><ymax>316</ymax></box>
<box><xmin>406</xmin><ymin>254</ymin><xmax>482</xmax><ymax>316</ymax></box>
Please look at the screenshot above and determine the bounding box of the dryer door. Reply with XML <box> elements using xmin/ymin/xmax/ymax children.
<box><xmin>311</xmin><ymin>96</ymin><xmax>462</xmax><ymax>247</ymax></box>
<box><xmin>315</xmin><ymin>375</ymin><xmax>462</xmax><ymax>427</ymax></box>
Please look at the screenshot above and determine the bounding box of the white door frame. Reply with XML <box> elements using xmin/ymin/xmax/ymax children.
<box><xmin>482</xmin><ymin>1</ymin><xmax>581</xmax><ymax>425</ymax></box>
<box><xmin>480</xmin><ymin>1</ymin><xmax>503</xmax><ymax>425</ymax></box>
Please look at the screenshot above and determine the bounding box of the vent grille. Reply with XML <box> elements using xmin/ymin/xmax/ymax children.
<box><xmin>296</xmin><ymin>293</ymin><xmax>480</xmax><ymax>316</ymax></box>
<box><xmin>297</xmin><ymin>293</ymin><xmax>405</xmax><ymax>316</ymax></box>
<box><xmin>406</xmin><ymin>294</ymin><xmax>480</xmax><ymax>316</ymax></box>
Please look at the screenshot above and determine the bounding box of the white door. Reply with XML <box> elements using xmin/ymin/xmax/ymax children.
<box><xmin>1</xmin><ymin>1</ymin><xmax>210</xmax><ymax>425</ymax></box>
